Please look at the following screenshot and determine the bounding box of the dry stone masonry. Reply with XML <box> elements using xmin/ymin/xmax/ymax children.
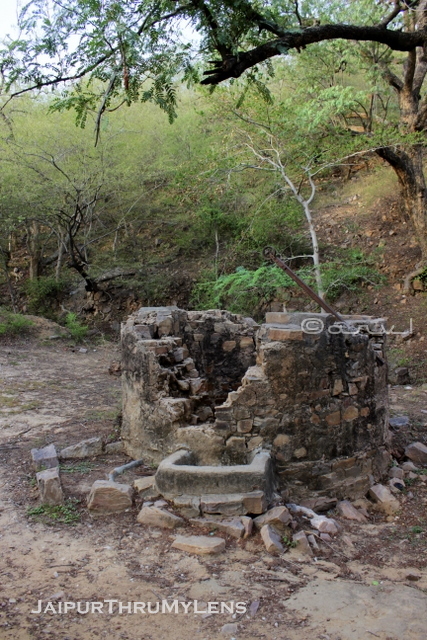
<box><xmin>121</xmin><ymin>306</ymin><xmax>391</xmax><ymax>503</ymax></box>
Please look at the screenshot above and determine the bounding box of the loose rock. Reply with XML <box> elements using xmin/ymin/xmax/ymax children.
<box><xmin>87</xmin><ymin>480</ymin><xmax>132</xmax><ymax>514</ymax></box>
<box><xmin>60</xmin><ymin>437</ymin><xmax>103</xmax><ymax>459</ymax></box>
<box><xmin>368</xmin><ymin>484</ymin><xmax>400</xmax><ymax>514</ymax></box>
<box><xmin>260</xmin><ymin>524</ymin><xmax>284</xmax><ymax>554</ymax></box>
<box><xmin>36</xmin><ymin>467</ymin><xmax>63</xmax><ymax>506</ymax></box>
<box><xmin>254</xmin><ymin>506</ymin><xmax>292</xmax><ymax>532</ymax></box>
<box><xmin>405</xmin><ymin>442</ymin><xmax>427</xmax><ymax>465</ymax></box>
<box><xmin>310</xmin><ymin>515</ymin><xmax>340</xmax><ymax>534</ymax></box>
<box><xmin>292</xmin><ymin>531</ymin><xmax>313</xmax><ymax>555</ymax></box>
<box><xmin>31</xmin><ymin>444</ymin><xmax>58</xmax><ymax>471</ymax></box>
<box><xmin>171</xmin><ymin>535</ymin><xmax>225</xmax><ymax>555</ymax></box>
<box><xmin>336</xmin><ymin>500</ymin><xmax>368</xmax><ymax>523</ymax></box>
<box><xmin>137</xmin><ymin>506</ymin><xmax>184</xmax><ymax>529</ymax></box>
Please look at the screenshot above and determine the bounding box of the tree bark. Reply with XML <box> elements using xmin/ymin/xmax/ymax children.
<box><xmin>376</xmin><ymin>144</ymin><xmax>427</xmax><ymax>259</ymax></box>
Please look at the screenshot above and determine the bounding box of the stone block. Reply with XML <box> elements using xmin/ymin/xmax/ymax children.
<box><xmin>104</xmin><ymin>441</ymin><xmax>124</xmax><ymax>454</ymax></box>
<box><xmin>292</xmin><ymin>531</ymin><xmax>313</xmax><ymax>555</ymax></box>
<box><xmin>240</xmin><ymin>337</ymin><xmax>255</xmax><ymax>349</ymax></box>
<box><xmin>31</xmin><ymin>444</ymin><xmax>58</xmax><ymax>471</ymax></box>
<box><xmin>268</xmin><ymin>328</ymin><xmax>304</xmax><ymax>341</ymax></box>
<box><xmin>237</xmin><ymin>419</ymin><xmax>253</xmax><ymax>433</ymax></box>
<box><xmin>310</xmin><ymin>515</ymin><xmax>340</xmax><ymax>535</ymax></box>
<box><xmin>137</xmin><ymin>506</ymin><xmax>184</xmax><ymax>529</ymax></box>
<box><xmin>222</xmin><ymin>341</ymin><xmax>236</xmax><ymax>352</ymax></box>
<box><xmin>201</xmin><ymin>494</ymin><xmax>246</xmax><ymax>516</ymax></box>
<box><xmin>59</xmin><ymin>437</ymin><xmax>103</xmax><ymax>459</ymax></box>
<box><xmin>260</xmin><ymin>524</ymin><xmax>284</xmax><ymax>555</ymax></box>
<box><xmin>242</xmin><ymin>491</ymin><xmax>267</xmax><ymax>515</ymax></box>
<box><xmin>336</xmin><ymin>500</ymin><xmax>368</xmax><ymax>523</ymax></box>
<box><xmin>326</xmin><ymin>411</ymin><xmax>341</xmax><ymax>426</ymax></box>
<box><xmin>171</xmin><ymin>535</ymin><xmax>225</xmax><ymax>555</ymax></box>
<box><xmin>405</xmin><ymin>442</ymin><xmax>427</xmax><ymax>465</ymax></box>
<box><xmin>36</xmin><ymin>467</ymin><xmax>63</xmax><ymax>506</ymax></box>
<box><xmin>368</xmin><ymin>484</ymin><xmax>400</xmax><ymax>515</ymax></box>
<box><xmin>241</xmin><ymin>516</ymin><xmax>253</xmax><ymax>538</ymax></box>
<box><xmin>343</xmin><ymin>406</ymin><xmax>359</xmax><ymax>421</ymax></box>
<box><xmin>87</xmin><ymin>480</ymin><xmax>133</xmax><ymax>514</ymax></box>
<box><xmin>133</xmin><ymin>476</ymin><xmax>158</xmax><ymax>497</ymax></box>
<box><xmin>254</xmin><ymin>506</ymin><xmax>292</xmax><ymax>532</ymax></box>
<box><xmin>172</xmin><ymin>495</ymin><xmax>201</xmax><ymax>518</ymax></box>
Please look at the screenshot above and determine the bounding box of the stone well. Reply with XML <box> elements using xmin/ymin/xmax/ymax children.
<box><xmin>121</xmin><ymin>306</ymin><xmax>390</xmax><ymax>501</ymax></box>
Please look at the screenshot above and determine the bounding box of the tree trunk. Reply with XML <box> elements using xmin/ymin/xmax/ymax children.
<box><xmin>27</xmin><ymin>221</ymin><xmax>43</xmax><ymax>280</ymax></box>
<box><xmin>376</xmin><ymin>144</ymin><xmax>427</xmax><ymax>260</ymax></box>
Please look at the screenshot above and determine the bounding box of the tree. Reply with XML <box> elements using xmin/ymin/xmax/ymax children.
<box><xmin>3</xmin><ymin>0</ymin><xmax>427</xmax><ymax>276</ymax></box>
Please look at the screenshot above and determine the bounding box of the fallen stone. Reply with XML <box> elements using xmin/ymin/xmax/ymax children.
<box><xmin>389</xmin><ymin>478</ymin><xmax>405</xmax><ymax>493</ymax></box>
<box><xmin>190</xmin><ymin>516</ymin><xmax>245</xmax><ymax>539</ymax></box>
<box><xmin>31</xmin><ymin>444</ymin><xmax>58</xmax><ymax>471</ymax></box>
<box><xmin>310</xmin><ymin>515</ymin><xmax>340</xmax><ymax>535</ymax></box>
<box><xmin>241</xmin><ymin>515</ymin><xmax>253</xmax><ymax>539</ymax></box>
<box><xmin>292</xmin><ymin>531</ymin><xmax>313</xmax><ymax>555</ymax></box>
<box><xmin>402</xmin><ymin>461</ymin><xmax>418</xmax><ymax>472</ymax></box>
<box><xmin>254</xmin><ymin>506</ymin><xmax>292</xmax><ymax>532</ymax></box>
<box><xmin>154</xmin><ymin>499</ymin><xmax>168</xmax><ymax>508</ymax></box>
<box><xmin>171</xmin><ymin>535</ymin><xmax>225</xmax><ymax>555</ymax></box>
<box><xmin>242</xmin><ymin>490</ymin><xmax>267</xmax><ymax>515</ymax></box>
<box><xmin>87</xmin><ymin>480</ymin><xmax>132</xmax><ymax>514</ymax></box>
<box><xmin>393</xmin><ymin>367</ymin><xmax>410</xmax><ymax>385</ymax></box>
<box><xmin>36</xmin><ymin>467</ymin><xmax>63</xmax><ymax>506</ymax></box>
<box><xmin>104</xmin><ymin>441</ymin><xmax>124</xmax><ymax>454</ymax></box>
<box><xmin>368</xmin><ymin>484</ymin><xmax>400</xmax><ymax>514</ymax></box>
<box><xmin>389</xmin><ymin>416</ymin><xmax>410</xmax><ymax>429</ymax></box>
<box><xmin>336</xmin><ymin>500</ymin><xmax>368</xmax><ymax>523</ymax></box>
<box><xmin>260</xmin><ymin>524</ymin><xmax>285</xmax><ymax>555</ymax></box>
<box><xmin>172</xmin><ymin>495</ymin><xmax>201</xmax><ymax>518</ymax></box>
<box><xmin>133</xmin><ymin>476</ymin><xmax>160</xmax><ymax>499</ymax></box>
<box><xmin>221</xmin><ymin>623</ymin><xmax>238</xmax><ymax>635</ymax></box>
<box><xmin>59</xmin><ymin>437</ymin><xmax>103</xmax><ymax>459</ymax></box>
<box><xmin>389</xmin><ymin>467</ymin><xmax>404</xmax><ymax>479</ymax></box>
<box><xmin>137</xmin><ymin>506</ymin><xmax>184</xmax><ymax>529</ymax></box>
<box><xmin>405</xmin><ymin>442</ymin><xmax>427</xmax><ymax>465</ymax></box>
<box><xmin>300</xmin><ymin>496</ymin><xmax>337</xmax><ymax>513</ymax></box>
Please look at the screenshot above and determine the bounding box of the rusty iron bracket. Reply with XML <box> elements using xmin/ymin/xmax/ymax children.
<box><xmin>262</xmin><ymin>246</ymin><xmax>345</xmax><ymax>324</ymax></box>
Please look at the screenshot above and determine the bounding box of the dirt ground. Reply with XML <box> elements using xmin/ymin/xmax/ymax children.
<box><xmin>1</xmin><ymin>330</ymin><xmax>427</xmax><ymax>640</ymax></box>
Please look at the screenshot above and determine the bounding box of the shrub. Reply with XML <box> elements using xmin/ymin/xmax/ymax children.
<box><xmin>24</xmin><ymin>276</ymin><xmax>67</xmax><ymax>316</ymax></box>
<box><xmin>64</xmin><ymin>312</ymin><xmax>88</xmax><ymax>341</ymax></box>
<box><xmin>0</xmin><ymin>310</ymin><xmax>34</xmax><ymax>335</ymax></box>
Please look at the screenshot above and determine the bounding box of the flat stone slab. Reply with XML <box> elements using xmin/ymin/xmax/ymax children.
<box><xmin>137</xmin><ymin>506</ymin><xmax>184</xmax><ymax>529</ymax></box>
<box><xmin>87</xmin><ymin>480</ymin><xmax>132</xmax><ymax>514</ymax></box>
<box><xmin>190</xmin><ymin>517</ymin><xmax>245</xmax><ymax>539</ymax></box>
<box><xmin>36</xmin><ymin>467</ymin><xmax>63</xmax><ymax>506</ymax></box>
<box><xmin>285</xmin><ymin>579</ymin><xmax>427</xmax><ymax>640</ymax></box>
<box><xmin>60</xmin><ymin>437</ymin><xmax>103</xmax><ymax>459</ymax></box>
<box><xmin>155</xmin><ymin>449</ymin><xmax>274</xmax><ymax>498</ymax></box>
<box><xmin>171</xmin><ymin>535</ymin><xmax>225</xmax><ymax>555</ymax></box>
<box><xmin>31</xmin><ymin>444</ymin><xmax>58</xmax><ymax>471</ymax></box>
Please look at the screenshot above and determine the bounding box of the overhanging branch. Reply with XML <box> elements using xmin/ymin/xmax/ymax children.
<box><xmin>201</xmin><ymin>24</ymin><xmax>427</xmax><ymax>85</ymax></box>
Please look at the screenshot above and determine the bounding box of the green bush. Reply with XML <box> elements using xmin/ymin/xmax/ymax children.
<box><xmin>65</xmin><ymin>312</ymin><xmax>88</xmax><ymax>341</ymax></box>
<box><xmin>321</xmin><ymin>249</ymin><xmax>385</xmax><ymax>300</ymax></box>
<box><xmin>0</xmin><ymin>310</ymin><xmax>34</xmax><ymax>335</ymax></box>
<box><xmin>191</xmin><ymin>265</ymin><xmax>296</xmax><ymax>316</ymax></box>
<box><xmin>24</xmin><ymin>276</ymin><xmax>67</xmax><ymax>316</ymax></box>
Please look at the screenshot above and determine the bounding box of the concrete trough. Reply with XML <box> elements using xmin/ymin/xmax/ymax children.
<box><xmin>155</xmin><ymin>449</ymin><xmax>275</xmax><ymax>499</ymax></box>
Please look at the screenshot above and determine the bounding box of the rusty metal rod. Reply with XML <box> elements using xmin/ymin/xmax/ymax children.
<box><xmin>263</xmin><ymin>246</ymin><xmax>345</xmax><ymax>323</ymax></box>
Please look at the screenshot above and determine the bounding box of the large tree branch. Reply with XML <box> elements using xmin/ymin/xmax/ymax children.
<box><xmin>201</xmin><ymin>24</ymin><xmax>427</xmax><ymax>85</ymax></box>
